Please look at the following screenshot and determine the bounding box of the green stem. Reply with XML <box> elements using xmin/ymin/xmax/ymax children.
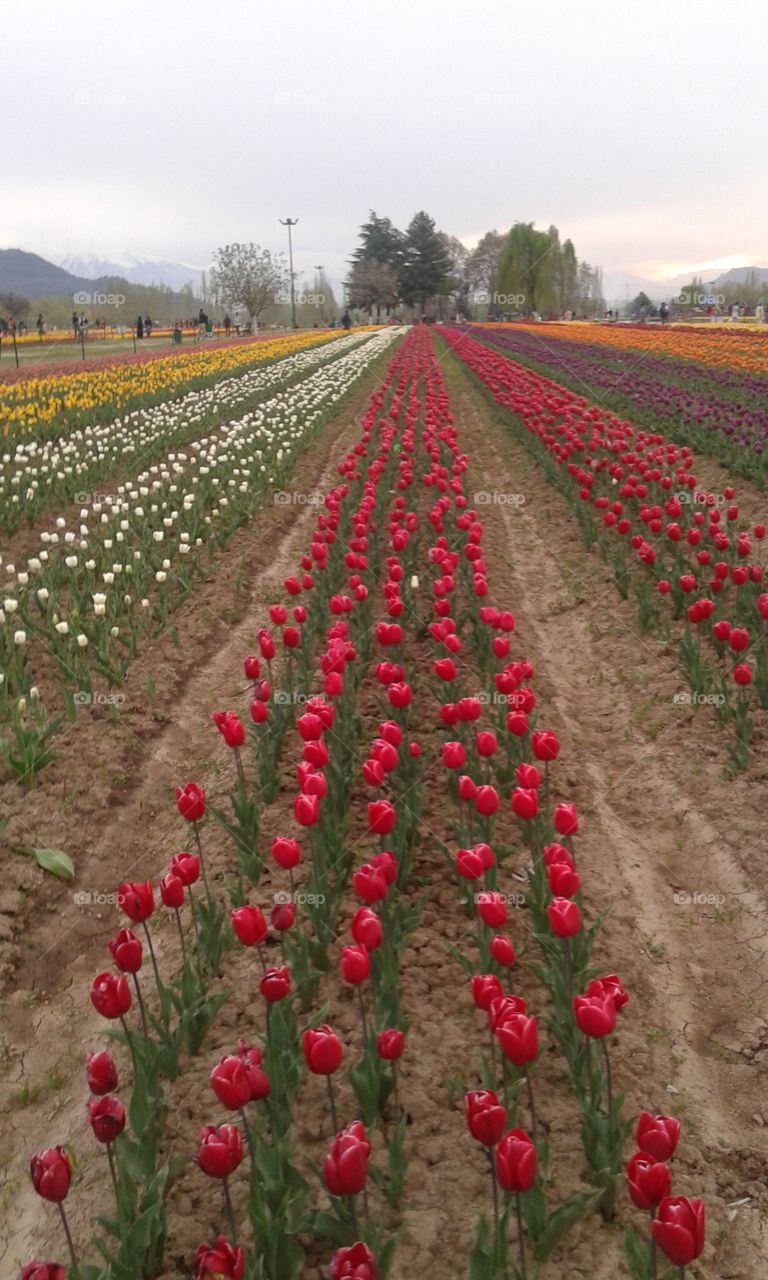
<box><xmin>515</xmin><ymin>1191</ymin><xmax>527</xmax><ymax>1280</ymax></box>
<box><xmin>326</xmin><ymin>1071</ymin><xmax>339</xmax><ymax>1134</ymax></box>
<box><xmin>58</xmin><ymin>1202</ymin><xmax>79</xmax><ymax>1276</ymax></box>
<box><xmin>524</xmin><ymin>1067</ymin><xmax>538</xmax><ymax>1147</ymax></box>
<box><xmin>222</xmin><ymin>1175</ymin><xmax>237</xmax><ymax>1240</ymax></box>
<box><xmin>141</xmin><ymin>919</ymin><xmax>162</xmax><ymax>992</ymax></box>
<box><xmin>131</xmin><ymin>972</ymin><xmax>149</xmax><ymax>1039</ymax></box>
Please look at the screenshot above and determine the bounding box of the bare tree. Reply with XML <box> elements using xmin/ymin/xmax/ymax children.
<box><xmin>211</xmin><ymin>243</ymin><xmax>287</xmax><ymax>330</ymax></box>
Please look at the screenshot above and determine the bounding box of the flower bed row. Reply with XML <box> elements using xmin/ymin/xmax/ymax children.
<box><xmin>0</xmin><ymin>328</ymin><xmax>402</xmax><ymax>784</ymax></box>
<box><xmin>443</xmin><ymin>325</ymin><xmax>767</xmax><ymax>768</ymax></box>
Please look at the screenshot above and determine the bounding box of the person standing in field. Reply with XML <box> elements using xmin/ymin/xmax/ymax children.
<box><xmin>136</xmin><ymin>315</ymin><xmax>144</xmax><ymax>339</ymax></box>
<box><xmin>224</xmin><ymin>312</ymin><xmax>231</xmax><ymax>337</ymax></box>
<box><xmin>36</xmin><ymin>313</ymin><xmax>45</xmax><ymax>340</ymax></box>
<box><xmin>341</xmin><ymin>310</ymin><xmax>351</xmax><ymax>331</ymax></box>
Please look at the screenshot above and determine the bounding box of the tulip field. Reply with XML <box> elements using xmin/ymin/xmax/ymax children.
<box><xmin>4</xmin><ymin>323</ymin><xmax>768</xmax><ymax>1280</ymax></box>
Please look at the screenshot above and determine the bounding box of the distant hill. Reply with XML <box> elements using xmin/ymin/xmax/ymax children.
<box><xmin>711</xmin><ymin>266</ymin><xmax>768</xmax><ymax>286</ymax></box>
<box><xmin>0</xmin><ymin>248</ymin><xmax>118</xmax><ymax>298</ymax></box>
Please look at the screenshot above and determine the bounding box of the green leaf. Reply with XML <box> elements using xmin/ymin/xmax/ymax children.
<box><xmin>17</xmin><ymin>845</ymin><xmax>74</xmax><ymax>879</ymax></box>
<box><xmin>534</xmin><ymin>1189</ymin><xmax>603</xmax><ymax>1259</ymax></box>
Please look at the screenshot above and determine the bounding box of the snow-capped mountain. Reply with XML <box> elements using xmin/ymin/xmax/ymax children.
<box><xmin>56</xmin><ymin>252</ymin><xmax>208</xmax><ymax>292</ymax></box>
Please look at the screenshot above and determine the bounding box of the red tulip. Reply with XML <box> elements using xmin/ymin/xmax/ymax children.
<box><xmin>489</xmin><ymin>934</ymin><xmax>516</xmax><ymax>967</ymax></box>
<box><xmin>230</xmin><ymin>905</ymin><xmax>267</xmax><ymax>946</ymax></box>
<box><xmin>160</xmin><ymin>872</ymin><xmax>185</xmax><ymax>908</ymax></box>
<box><xmin>387</xmin><ymin>682</ymin><xmax>411</xmax><ymax>708</ymax></box>
<box><xmin>488</xmin><ymin>994</ymin><xmax>527</xmax><ymax>1032</ymax></box>
<box><xmin>496</xmin><ymin>1013</ymin><xmax>538</xmax><ymax>1066</ymax></box>
<box><xmin>90</xmin><ymin>972</ymin><xmax>131</xmax><ymax>1019</ymax></box>
<box><xmin>194</xmin><ymin>1236</ymin><xmax>245</xmax><ymax>1279</ymax></box>
<box><xmin>30</xmin><ymin>1147</ymin><xmax>71</xmax><ymax>1202</ymax></box>
<box><xmin>271</xmin><ymin>836</ymin><xmax>300</xmax><ymax>869</ymax></box>
<box><xmin>456</xmin><ymin>847</ymin><xmax>485</xmax><ymax>880</ymax></box>
<box><xmin>553</xmin><ymin>803</ymin><xmax>578</xmax><ymax>836</ymax></box>
<box><xmin>302</xmin><ymin>1025</ymin><xmax>343</xmax><ymax>1074</ymax></box>
<box><xmin>108</xmin><ymin>927</ymin><xmax>143</xmax><ymax>974</ymax></box>
<box><xmin>271</xmin><ymin>900</ymin><xmax>295</xmax><ymax>931</ymax></box>
<box><xmin>471</xmin><ymin>973</ymin><xmax>503</xmax><ymax>1010</ymax></box>
<box><xmin>442</xmin><ymin>741</ymin><xmax>466</xmax><ymax>769</ymax></box>
<box><xmin>475</xmin><ymin>785</ymin><xmax>499</xmax><ymax>815</ymax></box>
<box><xmin>212</xmin><ymin>711</ymin><xmax>246</xmax><ymax>748</ymax></box>
<box><xmin>547</xmin><ymin>862</ymin><xmax>580</xmax><ymax>898</ymax></box>
<box><xmin>294</xmin><ymin>793</ymin><xmax>319</xmax><ymax>826</ymax></box>
<box><xmin>352</xmin><ymin>864</ymin><xmax>388</xmax><ymax>904</ymax></box>
<box><xmin>85</xmin><ymin>1050</ymin><xmax>118</xmax><ymax>1095</ymax></box>
<box><xmin>465</xmin><ymin>1089</ymin><xmax>507</xmax><ymax>1146</ymax></box>
<box><xmin>457</xmin><ymin>774</ymin><xmax>477</xmax><ymax>800</ymax></box>
<box><xmin>87</xmin><ymin>1095</ymin><xmax>126</xmax><ymax>1143</ymax></box>
<box><xmin>625</xmin><ymin>1151</ymin><xmax>671</xmax><ymax>1211</ymax></box>
<box><xmin>376</xmin><ymin>1028</ymin><xmax>405</xmax><ymax>1060</ymax></box>
<box><xmin>511</xmin><ymin>787</ymin><xmax>538</xmax><ymax>820</ymax></box>
<box><xmin>210</xmin><ymin>1055</ymin><xmax>252</xmax><ymax>1110</ymax></box>
<box><xmin>260</xmin><ymin>966</ymin><xmax>292</xmax><ymax>1002</ymax></box>
<box><xmin>368</xmin><ymin>800</ymin><xmax>396</xmax><ymax>835</ymax></box>
<box><xmin>340</xmin><ymin>945</ymin><xmax>370</xmax><ymax>985</ymax></box>
<box><xmin>176</xmin><ymin>782</ymin><xmax>206</xmax><ymax>822</ymax></box>
<box><xmin>244</xmin><ymin>655</ymin><xmax>260</xmax><ymax>680</ymax></box>
<box><xmin>117</xmin><ymin>880</ymin><xmax>154</xmax><ymax>923</ymax></box>
<box><xmin>323</xmin><ymin>1121</ymin><xmax>370</xmax><ymax>1196</ymax></box>
<box><xmin>734</xmin><ymin>663</ymin><xmax>751</xmax><ymax>686</ymax></box>
<box><xmin>635</xmin><ymin>1113</ymin><xmax>680</xmax><ymax>1162</ymax></box>
<box><xmin>476</xmin><ymin>731</ymin><xmax>498</xmax><ymax>757</ymax></box>
<box><xmin>236</xmin><ymin>1040</ymin><xmax>271</xmax><ymax>1100</ymax></box>
<box><xmin>196</xmin><ymin>1124</ymin><xmax>243</xmax><ymax>1177</ymax></box>
<box><xmin>547</xmin><ymin>897</ymin><xmax>581</xmax><ymax>938</ymax></box>
<box><xmin>19</xmin><ymin>1265</ymin><xmax>66</xmax><ymax>1280</ymax></box>
<box><xmin>515</xmin><ymin>762</ymin><xmax>541</xmax><ymax>789</ymax></box>
<box><xmin>434</xmin><ymin>657</ymin><xmax>457</xmax><ymax>681</ymax></box>
<box><xmin>330</xmin><ymin>1241</ymin><xmax>377</xmax><ymax>1280</ymax></box>
<box><xmin>369</xmin><ymin>850</ymin><xmax>397</xmax><ymax>885</ymax></box>
<box><xmin>587</xmin><ymin>974</ymin><xmax>629</xmax><ymax>1010</ymax></box>
<box><xmin>476</xmin><ymin>892</ymin><xmax>508</xmax><ymax>928</ymax></box>
<box><xmin>257</xmin><ymin>629</ymin><xmax>275</xmax><ymax>660</ymax></box>
<box><xmin>495</xmin><ymin>1129</ymin><xmax>537</xmax><ymax>1193</ymax></box>
<box><xmin>573</xmin><ymin>992</ymin><xmax>616</xmax><ymax>1038</ymax></box>
<box><xmin>651</xmin><ymin>1197</ymin><xmax>705</xmax><ymax>1267</ymax></box>
<box><xmin>351</xmin><ymin>907</ymin><xmax>383</xmax><ymax>950</ymax></box>
<box><xmin>170</xmin><ymin>851</ymin><xmax>200</xmax><ymax>885</ymax></box>
<box><xmin>531</xmin><ymin>730</ymin><xmax>559</xmax><ymax>762</ymax></box>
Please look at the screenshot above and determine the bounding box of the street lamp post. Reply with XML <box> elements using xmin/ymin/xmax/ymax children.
<box><xmin>279</xmin><ymin>217</ymin><xmax>299</xmax><ymax>329</ymax></box>
<box><xmin>314</xmin><ymin>264</ymin><xmax>324</xmax><ymax>325</ymax></box>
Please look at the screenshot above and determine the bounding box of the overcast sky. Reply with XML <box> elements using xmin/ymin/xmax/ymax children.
<box><xmin>2</xmin><ymin>0</ymin><xmax>765</xmax><ymax>290</ymax></box>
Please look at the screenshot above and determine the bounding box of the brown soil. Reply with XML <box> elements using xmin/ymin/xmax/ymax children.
<box><xmin>2</xmin><ymin>341</ymin><xmax>767</xmax><ymax>1280</ymax></box>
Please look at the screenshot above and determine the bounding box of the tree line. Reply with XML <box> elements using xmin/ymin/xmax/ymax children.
<box><xmin>346</xmin><ymin>212</ymin><xmax>605</xmax><ymax>320</ymax></box>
